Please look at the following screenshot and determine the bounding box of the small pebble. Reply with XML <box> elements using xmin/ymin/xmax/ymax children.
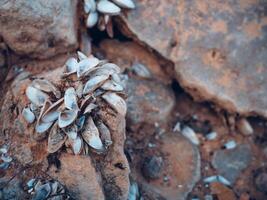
<box><xmin>131</xmin><ymin>63</ymin><xmax>152</xmax><ymax>79</ymax></box>
<box><xmin>142</xmin><ymin>156</ymin><xmax>163</xmax><ymax>179</ymax></box>
<box><xmin>224</xmin><ymin>140</ymin><xmax>236</xmax><ymax>149</ymax></box>
<box><xmin>206</xmin><ymin>131</ymin><xmax>217</xmax><ymax>140</ymax></box>
<box><xmin>237</xmin><ymin>118</ymin><xmax>253</xmax><ymax>136</ymax></box>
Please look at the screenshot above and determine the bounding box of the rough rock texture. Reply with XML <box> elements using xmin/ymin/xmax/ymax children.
<box><xmin>0</xmin><ymin>178</ymin><xmax>26</xmax><ymax>200</ymax></box>
<box><xmin>212</xmin><ymin>144</ymin><xmax>252</xmax><ymax>184</ymax></box>
<box><xmin>125</xmin><ymin>77</ymin><xmax>175</xmax><ymax>130</ymax></box>
<box><xmin>98</xmin><ymin>40</ymin><xmax>171</xmax><ymax>83</ymax></box>
<box><xmin>48</xmin><ymin>153</ymin><xmax>105</xmax><ymax>200</ymax></box>
<box><xmin>133</xmin><ymin>134</ymin><xmax>201</xmax><ymax>200</ymax></box>
<box><xmin>0</xmin><ymin>67</ymin><xmax>130</xmax><ymax>199</ymax></box>
<box><xmin>119</xmin><ymin>0</ymin><xmax>267</xmax><ymax>118</ymax></box>
<box><xmin>0</xmin><ymin>0</ymin><xmax>78</xmax><ymax>59</ymax></box>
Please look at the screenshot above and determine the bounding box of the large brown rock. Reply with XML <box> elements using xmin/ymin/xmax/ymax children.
<box><xmin>119</xmin><ymin>0</ymin><xmax>267</xmax><ymax>118</ymax></box>
<box><xmin>0</xmin><ymin>0</ymin><xmax>78</xmax><ymax>59</ymax></box>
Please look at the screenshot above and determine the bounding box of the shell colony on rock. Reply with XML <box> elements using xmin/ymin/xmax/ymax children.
<box><xmin>84</xmin><ymin>0</ymin><xmax>135</xmax><ymax>37</ymax></box>
<box><xmin>22</xmin><ymin>51</ymin><xmax>126</xmax><ymax>155</ymax></box>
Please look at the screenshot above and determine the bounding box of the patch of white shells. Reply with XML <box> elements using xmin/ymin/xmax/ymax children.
<box><xmin>84</xmin><ymin>0</ymin><xmax>135</xmax><ymax>35</ymax></box>
<box><xmin>22</xmin><ymin>51</ymin><xmax>126</xmax><ymax>155</ymax></box>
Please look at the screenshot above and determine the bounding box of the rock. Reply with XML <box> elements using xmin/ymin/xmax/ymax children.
<box><xmin>210</xmin><ymin>182</ymin><xmax>236</xmax><ymax>200</ymax></box>
<box><xmin>98</xmin><ymin>40</ymin><xmax>170</xmax><ymax>83</ymax></box>
<box><xmin>0</xmin><ymin>0</ymin><xmax>78</xmax><ymax>59</ymax></box>
<box><xmin>13</xmin><ymin>144</ymin><xmax>33</xmax><ymax>165</ymax></box>
<box><xmin>125</xmin><ymin>77</ymin><xmax>175</xmax><ymax>130</ymax></box>
<box><xmin>134</xmin><ymin>134</ymin><xmax>201</xmax><ymax>200</ymax></box>
<box><xmin>48</xmin><ymin>153</ymin><xmax>105</xmax><ymax>200</ymax></box>
<box><xmin>118</xmin><ymin>0</ymin><xmax>267</xmax><ymax>118</ymax></box>
<box><xmin>0</xmin><ymin>178</ymin><xmax>26</xmax><ymax>200</ymax></box>
<box><xmin>212</xmin><ymin>144</ymin><xmax>252</xmax><ymax>184</ymax></box>
<box><xmin>142</xmin><ymin>156</ymin><xmax>163</xmax><ymax>180</ymax></box>
<box><xmin>254</xmin><ymin>170</ymin><xmax>267</xmax><ymax>193</ymax></box>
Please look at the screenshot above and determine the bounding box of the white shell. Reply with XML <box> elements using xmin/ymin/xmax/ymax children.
<box><xmin>237</xmin><ymin>118</ymin><xmax>253</xmax><ymax>136</ymax></box>
<box><xmin>76</xmin><ymin>116</ymin><xmax>86</xmax><ymax>131</ymax></box>
<box><xmin>82</xmin><ymin>117</ymin><xmax>104</xmax><ymax>151</ymax></box>
<box><xmin>112</xmin><ymin>0</ymin><xmax>135</xmax><ymax>9</ymax></box>
<box><xmin>84</xmin><ymin>103</ymin><xmax>97</xmax><ymax>114</ymax></box>
<box><xmin>77</xmin><ymin>51</ymin><xmax>88</xmax><ymax>61</ymax></box>
<box><xmin>65</xmin><ymin>57</ymin><xmax>78</xmax><ymax>73</ymax></box>
<box><xmin>102</xmin><ymin>92</ymin><xmax>126</xmax><ymax>116</ymax></box>
<box><xmin>84</xmin><ymin>0</ymin><xmax>96</xmax><ymax>13</ymax></box>
<box><xmin>58</xmin><ymin>110</ymin><xmax>78</xmax><ymax>128</ymax></box>
<box><xmin>173</xmin><ymin>121</ymin><xmax>181</xmax><ymax>132</ymax></box>
<box><xmin>86</xmin><ymin>12</ymin><xmax>98</xmax><ymax>28</ymax></box>
<box><xmin>48</xmin><ymin>123</ymin><xmax>66</xmax><ymax>153</ymax></box>
<box><xmin>22</xmin><ymin>107</ymin><xmax>35</xmax><ymax>123</ymax></box>
<box><xmin>64</xmin><ymin>87</ymin><xmax>79</xmax><ymax>111</ymax></box>
<box><xmin>70</xmin><ymin>136</ymin><xmax>83</xmax><ymax>155</ymax></box>
<box><xmin>206</xmin><ymin>131</ymin><xmax>217</xmax><ymax>140</ymax></box>
<box><xmin>132</xmin><ymin>63</ymin><xmax>151</xmax><ymax>78</ymax></box>
<box><xmin>42</xmin><ymin>98</ymin><xmax>64</xmax><ymax>123</ymax></box>
<box><xmin>31</xmin><ymin>79</ymin><xmax>61</xmax><ymax>98</ymax></box>
<box><xmin>35</xmin><ymin>121</ymin><xmax>53</xmax><ymax>133</ymax></box>
<box><xmin>224</xmin><ymin>140</ymin><xmax>236</xmax><ymax>149</ymax></box>
<box><xmin>181</xmin><ymin>126</ymin><xmax>199</xmax><ymax>145</ymax></box>
<box><xmin>63</xmin><ymin>124</ymin><xmax>78</xmax><ymax>140</ymax></box>
<box><xmin>101</xmin><ymin>79</ymin><xmax>123</xmax><ymax>91</ymax></box>
<box><xmin>82</xmin><ymin>74</ymin><xmax>109</xmax><ymax>95</ymax></box>
<box><xmin>26</xmin><ymin>86</ymin><xmax>49</xmax><ymax>107</ymax></box>
<box><xmin>77</xmin><ymin>57</ymin><xmax>99</xmax><ymax>78</ymax></box>
<box><xmin>97</xmin><ymin>0</ymin><xmax>121</xmax><ymax>15</ymax></box>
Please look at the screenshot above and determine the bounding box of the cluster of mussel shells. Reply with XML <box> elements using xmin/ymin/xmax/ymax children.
<box><xmin>27</xmin><ymin>178</ymin><xmax>65</xmax><ymax>200</ymax></box>
<box><xmin>84</xmin><ymin>0</ymin><xmax>135</xmax><ymax>36</ymax></box>
<box><xmin>22</xmin><ymin>51</ymin><xmax>126</xmax><ymax>155</ymax></box>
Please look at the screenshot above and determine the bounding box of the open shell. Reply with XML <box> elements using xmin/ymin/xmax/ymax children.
<box><xmin>82</xmin><ymin>74</ymin><xmax>109</xmax><ymax>95</ymax></box>
<box><xmin>26</xmin><ymin>86</ymin><xmax>49</xmax><ymax>107</ymax></box>
<box><xmin>97</xmin><ymin>121</ymin><xmax>112</xmax><ymax>147</ymax></box>
<box><xmin>97</xmin><ymin>0</ymin><xmax>121</xmax><ymax>15</ymax></box>
<box><xmin>31</xmin><ymin>79</ymin><xmax>61</xmax><ymax>98</ymax></box>
<box><xmin>102</xmin><ymin>92</ymin><xmax>127</xmax><ymax>116</ymax></box>
<box><xmin>58</xmin><ymin>110</ymin><xmax>78</xmax><ymax>128</ymax></box>
<box><xmin>64</xmin><ymin>87</ymin><xmax>79</xmax><ymax>111</ymax></box>
<box><xmin>42</xmin><ymin>98</ymin><xmax>64</xmax><ymax>123</ymax></box>
<box><xmin>82</xmin><ymin>117</ymin><xmax>104</xmax><ymax>151</ymax></box>
<box><xmin>22</xmin><ymin>107</ymin><xmax>35</xmax><ymax>123</ymax></box>
<box><xmin>77</xmin><ymin>57</ymin><xmax>99</xmax><ymax>78</ymax></box>
<box><xmin>48</xmin><ymin>123</ymin><xmax>67</xmax><ymax>153</ymax></box>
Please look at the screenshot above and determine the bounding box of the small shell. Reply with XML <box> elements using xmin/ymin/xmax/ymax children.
<box><xmin>64</xmin><ymin>87</ymin><xmax>79</xmax><ymax>111</ymax></box>
<box><xmin>132</xmin><ymin>63</ymin><xmax>151</xmax><ymax>79</ymax></box>
<box><xmin>26</xmin><ymin>86</ymin><xmax>49</xmax><ymax>107</ymax></box>
<box><xmin>31</xmin><ymin>79</ymin><xmax>61</xmax><ymax>98</ymax></box>
<box><xmin>97</xmin><ymin>0</ymin><xmax>121</xmax><ymax>15</ymax></box>
<box><xmin>181</xmin><ymin>126</ymin><xmax>199</xmax><ymax>145</ymax></box>
<box><xmin>91</xmin><ymin>63</ymin><xmax>121</xmax><ymax>77</ymax></box>
<box><xmin>217</xmin><ymin>175</ymin><xmax>231</xmax><ymax>186</ymax></box>
<box><xmin>22</xmin><ymin>107</ymin><xmax>35</xmax><ymax>123</ymax></box>
<box><xmin>77</xmin><ymin>57</ymin><xmax>99</xmax><ymax>78</ymax></box>
<box><xmin>112</xmin><ymin>0</ymin><xmax>135</xmax><ymax>9</ymax></box>
<box><xmin>65</xmin><ymin>57</ymin><xmax>78</xmax><ymax>74</ymax></box>
<box><xmin>42</xmin><ymin>98</ymin><xmax>64</xmax><ymax>123</ymax></box>
<box><xmin>173</xmin><ymin>121</ymin><xmax>181</xmax><ymax>132</ymax></box>
<box><xmin>76</xmin><ymin>116</ymin><xmax>86</xmax><ymax>131</ymax></box>
<box><xmin>35</xmin><ymin>121</ymin><xmax>53</xmax><ymax>134</ymax></box>
<box><xmin>58</xmin><ymin>110</ymin><xmax>78</xmax><ymax>128</ymax></box>
<box><xmin>84</xmin><ymin>0</ymin><xmax>96</xmax><ymax>13</ymax></box>
<box><xmin>69</xmin><ymin>136</ymin><xmax>83</xmax><ymax>155</ymax></box>
<box><xmin>97</xmin><ymin>121</ymin><xmax>112</xmax><ymax>147</ymax></box>
<box><xmin>224</xmin><ymin>140</ymin><xmax>236</xmax><ymax>149</ymax></box>
<box><xmin>237</xmin><ymin>118</ymin><xmax>253</xmax><ymax>136</ymax></box>
<box><xmin>83</xmin><ymin>74</ymin><xmax>109</xmax><ymax>95</ymax></box>
<box><xmin>102</xmin><ymin>92</ymin><xmax>127</xmax><ymax>116</ymax></box>
<box><xmin>86</xmin><ymin>12</ymin><xmax>98</xmax><ymax>28</ymax></box>
<box><xmin>63</xmin><ymin>124</ymin><xmax>78</xmax><ymax>140</ymax></box>
<box><xmin>77</xmin><ymin>51</ymin><xmax>88</xmax><ymax>61</ymax></box>
<box><xmin>101</xmin><ymin>79</ymin><xmax>123</xmax><ymax>91</ymax></box>
<box><xmin>34</xmin><ymin>183</ymin><xmax>51</xmax><ymax>200</ymax></box>
<box><xmin>84</xmin><ymin>103</ymin><xmax>98</xmax><ymax>114</ymax></box>
<box><xmin>203</xmin><ymin>176</ymin><xmax>217</xmax><ymax>184</ymax></box>
<box><xmin>76</xmin><ymin>81</ymin><xmax>84</xmax><ymax>98</ymax></box>
<box><xmin>1</xmin><ymin>155</ymin><xmax>12</xmax><ymax>163</ymax></box>
<box><xmin>205</xmin><ymin>131</ymin><xmax>217</xmax><ymax>140</ymax></box>
<box><xmin>82</xmin><ymin>117</ymin><xmax>104</xmax><ymax>151</ymax></box>
<box><xmin>48</xmin><ymin>123</ymin><xmax>67</xmax><ymax>153</ymax></box>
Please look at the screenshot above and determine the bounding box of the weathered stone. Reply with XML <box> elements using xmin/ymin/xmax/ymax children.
<box><xmin>48</xmin><ymin>153</ymin><xmax>105</xmax><ymax>200</ymax></box>
<box><xmin>0</xmin><ymin>178</ymin><xmax>26</xmax><ymax>200</ymax></box>
<box><xmin>13</xmin><ymin>144</ymin><xmax>33</xmax><ymax>165</ymax></box>
<box><xmin>212</xmin><ymin>144</ymin><xmax>252</xmax><ymax>184</ymax></box>
<box><xmin>0</xmin><ymin>0</ymin><xmax>78</xmax><ymax>59</ymax></box>
<box><xmin>119</xmin><ymin>0</ymin><xmax>267</xmax><ymax>118</ymax></box>
<box><xmin>125</xmin><ymin>77</ymin><xmax>175</xmax><ymax>130</ymax></box>
<box><xmin>133</xmin><ymin>134</ymin><xmax>201</xmax><ymax>200</ymax></box>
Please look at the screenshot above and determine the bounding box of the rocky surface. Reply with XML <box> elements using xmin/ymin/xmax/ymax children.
<box><xmin>125</xmin><ymin>77</ymin><xmax>175</xmax><ymax>130</ymax></box>
<box><xmin>0</xmin><ymin>178</ymin><xmax>26</xmax><ymax>200</ymax></box>
<box><xmin>0</xmin><ymin>67</ymin><xmax>130</xmax><ymax>199</ymax></box>
<box><xmin>212</xmin><ymin>144</ymin><xmax>252</xmax><ymax>184</ymax></box>
<box><xmin>48</xmin><ymin>153</ymin><xmax>105</xmax><ymax>200</ymax></box>
<box><xmin>0</xmin><ymin>0</ymin><xmax>78</xmax><ymax>59</ymax></box>
<box><xmin>131</xmin><ymin>134</ymin><xmax>201</xmax><ymax>200</ymax></box>
<box><xmin>119</xmin><ymin>0</ymin><xmax>267</xmax><ymax>118</ymax></box>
